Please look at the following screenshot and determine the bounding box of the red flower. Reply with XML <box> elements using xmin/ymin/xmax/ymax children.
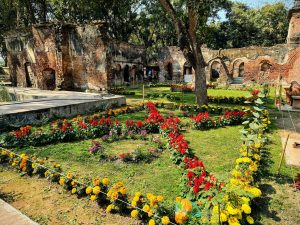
<box><xmin>252</xmin><ymin>89</ymin><xmax>260</xmax><ymax>95</ymax></box>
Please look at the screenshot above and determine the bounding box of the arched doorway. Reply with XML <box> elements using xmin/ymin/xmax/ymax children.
<box><xmin>259</xmin><ymin>61</ymin><xmax>271</xmax><ymax>83</ymax></box>
<box><xmin>183</xmin><ymin>62</ymin><xmax>192</xmax><ymax>76</ymax></box>
<box><xmin>166</xmin><ymin>63</ymin><xmax>173</xmax><ymax>80</ymax></box>
<box><xmin>123</xmin><ymin>65</ymin><xmax>130</xmax><ymax>82</ymax></box>
<box><xmin>42</xmin><ymin>68</ymin><xmax>56</xmax><ymax>90</ymax></box>
<box><xmin>24</xmin><ymin>62</ymin><xmax>33</xmax><ymax>87</ymax></box>
<box><xmin>210</xmin><ymin>61</ymin><xmax>221</xmax><ymax>80</ymax></box>
<box><xmin>238</xmin><ymin>63</ymin><xmax>244</xmax><ymax>77</ymax></box>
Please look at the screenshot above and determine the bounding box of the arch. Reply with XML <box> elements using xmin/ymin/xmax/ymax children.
<box><xmin>259</xmin><ymin>60</ymin><xmax>272</xmax><ymax>83</ymax></box>
<box><xmin>260</xmin><ymin>61</ymin><xmax>271</xmax><ymax>72</ymax></box>
<box><xmin>210</xmin><ymin>61</ymin><xmax>221</xmax><ymax>80</ymax></box>
<box><xmin>166</xmin><ymin>62</ymin><xmax>173</xmax><ymax>80</ymax></box>
<box><xmin>24</xmin><ymin>62</ymin><xmax>33</xmax><ymax>87</ymax></box>
<box><xmin>232</xmin><ymin>59</ymin><xmax>245</xmax><ymax>78</ymax></box>
<box><xmin>42</xmin><ymin>68</ymin><xmax>56</xmax><ymax>90</ymax></box>
<box><xmin>238</xmin><ymin>63</ymin><xmax>245</xmax><ymax>77</ymax></box>
<box><xmin>183</xmin><ymin>62</ymin><xmax>193</xmax><ymax>76</ymax></box>
<box><xmin>123</xmin><ymin>64</ymin><xmax>130</xmax><ymax>82</ymax></box>
<box><xmin>207</xmin><ymin>57</ymin><xmax>231</xmax><ymax>82</ymax></box>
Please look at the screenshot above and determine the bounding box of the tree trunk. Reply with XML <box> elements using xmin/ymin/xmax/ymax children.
<box><xmin>194</xmin><ymin>64</ymin><xmax>207</xmax><ymax>105</ymax></box>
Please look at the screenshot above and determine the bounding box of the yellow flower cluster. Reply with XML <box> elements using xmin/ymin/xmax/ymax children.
<box><xmin>216</xmin><ymin>97</ymin><xmax>270</xmax><ymax>225</ymax></box>
<box><xmin>107</xmin><ymin>182</ymin><xmax>127</xmax><ymax>202</ymax></box>
<box><xmin>175</xmin><ymin>198</ymin><xmax>192</xmax><ymax>224</ymax></box>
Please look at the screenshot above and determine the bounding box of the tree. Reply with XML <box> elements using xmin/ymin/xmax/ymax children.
<box><xmin>157</xmin><ymin>0</ymin><xmax>230</xmax><ymax>105</ymax></box>
<box><xmin>206</xmin><ymin>2</ymin><xmax>289</xmax><ymax>49</ymax></box>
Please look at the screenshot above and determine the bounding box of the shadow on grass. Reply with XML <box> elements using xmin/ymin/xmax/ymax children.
<box><xmin>252</xmin><ymin>183</ymin><xmax>281</xmax><ymax>225</ymax></box>
<box><xmin>0</xmin><ymin>191</ymin><xmax>17</xmax><ymax>203</ymax></box>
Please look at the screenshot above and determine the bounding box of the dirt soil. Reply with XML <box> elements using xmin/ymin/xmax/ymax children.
<box><xmin>0</xmin><ymin>169</ymin><xmax>137</xmax><ymax>225</ymax></box>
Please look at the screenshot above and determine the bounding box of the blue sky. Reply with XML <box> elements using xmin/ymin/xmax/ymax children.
<box><xmin>234</xmin><ymin>0</ymin><xmax>293</xmax><ymax>8</ymax></box>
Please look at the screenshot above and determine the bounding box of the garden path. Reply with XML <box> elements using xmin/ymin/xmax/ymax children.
<box><xmin>277</xmin><ymin>111</ymin><xmax>300</xmax><ymax>167</ymax></box>
<box><xmin>0</xmin><ymin>199</ymin><xmax>39</xmax><ymax>225</ymax></box>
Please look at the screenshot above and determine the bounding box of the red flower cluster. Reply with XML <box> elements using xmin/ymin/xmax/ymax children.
<box><xmin>223</xmin><ymin>111</ymin><xmax>246</xmax><ymax>119</ymax></box>
<box><xmin>160</xmin><ymin>117</ymin><xmax>181</xmax><ymax>133</ymax></box>
<box><xmin>168</xmin><ymin>132</ymin><xmax>189</xmax><ymax>154</ymax></box>
<box><xmin>145</xmin><ymin>102</ymin><xmax>164</xmax><ymax>124</ymax></box>
<box><xmin>191</xmin><ymin>112</ymin><xmax>210</xmax><ymax>123</ymax></box>
<box><xmin>15</xmin><ymin>125</ymin><xmax>32</xmax><ymax>138</ymax></box>
<box><xmin>126</xmin><ymin>120</ymin><xmax>144</xmax><ymax>128</ymax></box>
<box><xmin>86</xmin><ymin>117</ymin><xmax>114</xmax><ymax>127</ymax></box>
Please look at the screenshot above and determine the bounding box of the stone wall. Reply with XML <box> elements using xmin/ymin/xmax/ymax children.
<box><xmin>5</xmin><ymin>23</ymin><xmax>109</xmax><ymax>91</ymax></box>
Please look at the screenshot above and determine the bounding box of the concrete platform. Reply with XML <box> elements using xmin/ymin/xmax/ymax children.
<box><xmin>281</xmin><ymin>131</ymin><xmax>300</xmax><ymax>167</ymax></box>
<box><xmin>0</xmin><ymin>88</ymin><xmax>126</xmax><ymax>126</ymax></box>
<box><xmin>0</xmin><ymin>199</ymin><xmax>38</xmax><ymax>225</ymax></box>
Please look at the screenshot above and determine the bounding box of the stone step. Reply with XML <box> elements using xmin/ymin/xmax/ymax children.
<box><xmin>231</xmin><ymin>77</ymin><xmax>244</xmax><ymax>84</ymax></box>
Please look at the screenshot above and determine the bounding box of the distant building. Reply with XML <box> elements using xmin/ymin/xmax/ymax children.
<box><xmin>4</xmin><ymin>1</ymin><xmax>300</xmax><ymax>90</ymax></box>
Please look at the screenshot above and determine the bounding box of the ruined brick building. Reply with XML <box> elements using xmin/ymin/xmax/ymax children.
<box><xmin>4</xmin><ymin>1</ymin><xmax>300</xmax><ymax>91</ymax></box>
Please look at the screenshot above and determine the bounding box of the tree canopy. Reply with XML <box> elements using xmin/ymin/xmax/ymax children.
<box><xmin>0</xmin><ymin>0</ymin><xmax>291</xmax><ymax>63</ymax></box>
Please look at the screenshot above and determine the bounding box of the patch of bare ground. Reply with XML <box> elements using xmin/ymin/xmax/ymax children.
<box><xmin>0</xmin><ymin>169</ymin><xmax>137</xmax><ymax>225</ymax></box>
<box><xmin>255</xmin><ymin>179</ymin><xmax>300</xmax><ymax>225</ymax></box>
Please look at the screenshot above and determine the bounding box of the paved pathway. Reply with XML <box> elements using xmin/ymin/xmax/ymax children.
<box><xmin>0</xmin><ymin>199</ymin><xmax>38</xmax><ymax>225</ymax></box>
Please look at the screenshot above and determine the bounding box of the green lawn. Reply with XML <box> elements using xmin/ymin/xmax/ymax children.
<box><xmin>125</xmin><ymin>86</ymin><xmax>250</xmax><ymax>105</ymax></box>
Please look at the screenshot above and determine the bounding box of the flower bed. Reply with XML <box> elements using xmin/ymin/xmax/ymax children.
<box><xmin>0</xmin><ymin>90</ymin><xmax>271</xmax><ymax>225</ymax></box>
<box><xmin>191</xmin><ymin>110</ymin><xmax>247</xmax><ymax>130</ymax></box>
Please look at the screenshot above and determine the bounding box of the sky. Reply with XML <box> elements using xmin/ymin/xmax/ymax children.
<box><xmin>234</xmin><ymin>0</ymin><xmax>293</xmax><ymax>8</ymax></box>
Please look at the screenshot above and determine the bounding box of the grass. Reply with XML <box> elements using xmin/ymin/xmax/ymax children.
<box><xmin>2</xmin><ymin>86</ymin><xmax>300</xmax><ymax>224</ymax></box>
<box><xmin>124</xmin><ymin>86</ymin><xmax>250</xmax><ymax>105</ymax></box>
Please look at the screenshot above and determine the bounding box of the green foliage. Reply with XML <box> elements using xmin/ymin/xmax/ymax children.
<box><xmin>0</xmin><ymin>85</ymin><xmax>11</xmax><ymax>102</ymax></box>
<box><xmin>207</xmin><ymin>2</ymin><xmax>289</xmax><ymax>49</ymax></box>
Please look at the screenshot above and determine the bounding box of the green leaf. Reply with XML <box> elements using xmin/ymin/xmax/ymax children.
<box><xmin>252</xmin><ymin>112</ymin><xmax>260</xmax><ymax>118</ymax></box>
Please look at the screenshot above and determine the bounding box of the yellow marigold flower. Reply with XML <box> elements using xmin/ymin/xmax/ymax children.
<box><xmin>228</xmin><ymin>216</ymin><xmax>240</xmax><ymax>225</ymax></box>
<box><xmin>175</xmin><ymin>211</ymin><xmax>189</xmax><ymax>224</ymax></box>
<box><xmin>93</xmin><ymin>186</ymin><xmax>101</xmax><ymax>195</ymax></box>
<box><xmin>212</xmin><ymin>205</ymin><xmax>219</xmax><ymax>214</ymax></box>
<box><xmin>102</xmin><ymin>178</ymin><xmax>109</xmax><ymax>185</ymax></box>
<box><xmin>230</xmin><ymin>178</ymin><xmax>239</xmax><ymax>186</ymax></box>
<box><xmin>90</xmin><ymin>195</ymin><xmax>97</xmax><ymax>201</ymax></box>
<box><xmin>148</xmin><ymin>219</ymin><xmax>155</xmax><ymax>225</ymax></box>
<box><xmin>220</xmin><ymin>212</ymin><xmax>228</xmax><ymax>222</ymax></box>
<box><xmin>249</xmin><ymin>163</ymin><xmax>258</xmax><ymax>172</ymax></box>
<box><xmin>246</xmin><ymin>216</ymin><xmax>254</xmax><ymax>224</ymax></box>
<box><xmin>71</xmin><ymin>180</ymin><xmax>77</xmax><ymax>186</ymax></box>
<box><xmin>249</xmin><ymin>187</ymin><xmax>262</xmax><ymax>197</ymax></box>
<box><xmin>71</xmin><ymin>188</ymin><xmax>77</xmax><ymax>194</ymax></box>
<box><xmin>254</xmin><ymin>143</ymin><xmax>261</xmax><ymax>149</ymax></box>
<box><xmin>67</xmin><ymin>173</ymin><xmax>73</xmax><ymax>179</ymax></box>
<box><xmin>93</xmin><ymin>178</ymin><xmax>101</xmax><ymax>186</ymax></box>
<box><xmin>148</xmin><ymin>209</ymin><xmax>153</xmax><ymax>217</ymax></box>
<box><xmin>44</xmin><ymin>171</ymin><xmax>49</xmax><ymax>176</ymax></box>
<box><xmin>12</xmin><ymin>162</ymin><xmax>16</xmax><ymax>167</ymax></box>
<box><xmin>119</xmin><ymin>187</ymin><xmax>126</xmax><ymax>195</ymax></box>
<box><xmin>176</xmin><ymin>197</ymin><xmax>182</xmax><ymax>203</ymax></box>
<box><xmin>143</xmin><ymin>204</ymin><xmax>150</xmax><ymax>212</ymax></box>
<box><xmin>131</xmin><ymin>201</ymin><xmax>137</xmax><ymax>207</ymax></box>
<box><xmin>241</xmin><ymin>204</ymin><xmax>251</xmax><ymax>214</ymax></box>
<box><xmin>1</xmin><ymin>150</ymin><xmax>7</xmax><ymax>155</ymax></box>
<box><xmin>241</xmin><ymin>197</ymin><xmax>250</xmax><ymax>203</ymax></box>
<box><xmin>161</xmin><ymin>216</ymin><xmax>170</xmax><ymax>225</ymax></box>
<box><xmin>147</xmin><ymin>193</ymin><xmax>153</xmax><ymax>200</ymax></box>
<box><xmin>181</xmin><ymin>199</ymin><xmax>192</xmax><ymax>212</ymax></box>
<box><xmin>106</xmin><ymin>204</ymin><xmax>113</xmax><ymax>213</ymax></box>
<box><xmin>226</xmin><ymin>204</ymin><xmax>239</xmax><ymax>215</ymax></box>
<box><xmin>133</xmin><ymin>196</ymin><xmax>140</xmax><ymax>202</ymax></box>
<box><xmin>32</xmin><ymin>163</ymin><xmax>36</xmax><ymax>169</ymax></box>
<box><xmin>131</xmin><ymin>209</ymin><xmax>139</xmax><ymax>218</ymax></box>
<box><xmin>86</xmin><ymin>186</ymin><xmax>93</xmax><ymax>195</ymax></box>
<box><xmin>135</xmin><ymin>192</ymin><xmax>141</xmax><ymax>197</ymax></box>
<box><xmin>157</xmin><ymin>195</ymin><xmax>164</xmax><ymax>202</ymax></box>
<box><xmin>59</xmin><ymin>178</ymin><xmax>65</xmax><ymax>185</ymax></box>
<box><xmin>253</xmin><ymin>154</ymin><xmax>260</xmax><ymax>161</ymax></box>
